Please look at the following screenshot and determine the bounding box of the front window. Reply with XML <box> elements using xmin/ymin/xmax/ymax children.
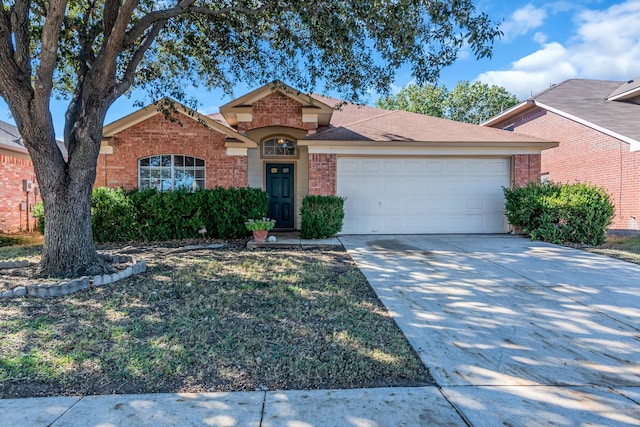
<box><xmin>263</xmin><ymin>137</ymin><xmax>296</xmax><ymax>156</ymax></box>
<box><xmin>138</xmin><ymin>155</ymin><xmax>205</xmax><ymax>191</ymax></box>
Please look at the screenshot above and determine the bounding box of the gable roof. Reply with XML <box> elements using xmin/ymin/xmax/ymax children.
<box><xmin>302</xmin><ymin>96</ymin><xmax>553</xmax><ymax>146</ymax></box>
<box><xmin>482</xmin><ymin>78</ymin><xmax>640</xmax><ymax>151</ymax></box>
<box><xmin>103</xmin><ymin>98</ymin><xmax>256</xmax><ymax>146</ymax></box>
<box><xmin>0</xmin><ymin>120</ymin><xmax>28</xmax><ymax>155</ymax></box>
<box><xmin>607</xmin><ymin>76</ymin><xmax>640</xmax><ymax>101</ymax></box>
<box><xmin>219</xmin><ymin>81</ymin><xmax>335</xmax><ymax>127</ymax></box>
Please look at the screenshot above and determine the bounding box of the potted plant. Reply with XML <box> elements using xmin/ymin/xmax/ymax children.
<box><xmin>245</xmin><ymin>218</ymin><xmax>276</xmax><ymax>242</ymax></box>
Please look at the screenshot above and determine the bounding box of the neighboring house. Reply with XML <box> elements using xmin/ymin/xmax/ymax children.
<box><xmin>483</xmin><ymin>77</ymin><xmax>640</xmax><ymax>231</ymax></box>
<box><xmin>98</xmin><ymin>82</ymin><xmax>556</xmax><ymax>234</ymax></box>
<box><xmin>0</xmin><ymin>120</ymin><xmax>40</xmax><ymax>233</ymax></box>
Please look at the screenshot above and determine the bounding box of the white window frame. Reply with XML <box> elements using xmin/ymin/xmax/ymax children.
<box><xmin>138</xmin><ymin>154</ymin><xmax>206</xmax><ymax>191</ymax></box>
<box><xmin>262</xmin><ymin>137</ymin><xmax>297</xmax><ymax>157</ymax></box>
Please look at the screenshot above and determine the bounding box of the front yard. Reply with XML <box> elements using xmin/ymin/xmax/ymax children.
<box><xmin>0</xmin><ymin>240</ymin><xmax>431</xmax><ymax>398</ymax></box>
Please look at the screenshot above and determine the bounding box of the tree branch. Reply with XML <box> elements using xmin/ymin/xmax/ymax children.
<box><xmin>124</xmin><ymin>1</ymin><xmax>274</xmax><ymax>47</ymax></box>
<box><xmin>10</xmin><ymin>0</ymin><xmax>30</xmax><ymax>72</ymax></box>
<box><xmin>34</xmin><ymin>0</ymin><xmax>67</xmax><ymax>107</ymax></box>
<box><xmin>114</xmin><ymin>19</ymin><xmax>166</xmax><ymax>99</ymax></box>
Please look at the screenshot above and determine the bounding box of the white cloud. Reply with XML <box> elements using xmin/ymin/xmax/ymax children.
<box><xmin>533</xmin><ymin>32</ymin><xmax>547</xmax><ymax>44</ymax></box>
<box><xmin>476</xmin><ymin>0</ymin><xmax>640</xmax><ymax>100</ymax></box>
<box><xmin>500</xmin><ymin>4</ymin><xmax>548</xmax><ymax>41</ymax></box>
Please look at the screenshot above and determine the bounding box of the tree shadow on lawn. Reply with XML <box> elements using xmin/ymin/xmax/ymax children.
<box><xmin>0</xmin><ymin>248</ymin><xmax>432</xmax><ymax>398</ymax></box>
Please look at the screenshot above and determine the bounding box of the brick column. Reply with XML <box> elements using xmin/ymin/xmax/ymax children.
<box><xmin>513</xmin><ymin>154</ymin><xmax>541</xmax><ymax>187</ymax></box>
<box><xmin>308</xmin><ymin>153</ymin><xmax>336</xmax><ymax>195</ymax></box>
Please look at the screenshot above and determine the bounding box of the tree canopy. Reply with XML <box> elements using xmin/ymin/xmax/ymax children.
<box><xmin>376</xmin><ymin>81</ymin><xmax>519</xmax><ymax>124</ymax></box>
<box><xmin>0</xmin><ymin>1</ymin><xmax>502</xmax><ymax>277</ymax></box>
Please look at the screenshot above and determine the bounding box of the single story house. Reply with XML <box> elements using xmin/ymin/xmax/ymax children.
<box><xmin>98</xmin><ymin>82</ymin><xmax>556</xmax><ymax>234</ymax></box>
<box><xmin>0</xmin><ymin>120</ymin><xmax>39</xmax><ymax>233</ymax></box>
<box><xmin>483</xmin><ymin>77</ymin><xmax>640</xmax><ymax>231</ymax></box>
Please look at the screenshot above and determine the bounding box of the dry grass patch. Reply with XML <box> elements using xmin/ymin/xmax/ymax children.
<box><xmin>0</xmin><ymin>242</ymin><xmax>432</xmax><ymax>397</ymax></box>
<box><xmin>587</xmin><ymin>235</ymin><xmax>640</xmax><ymax>265</ymax></box>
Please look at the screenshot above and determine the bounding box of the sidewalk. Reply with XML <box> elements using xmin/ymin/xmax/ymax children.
<box><xmin>1</xmin><ymin>386</ymin><xmax>465</xmax><ymax>427</ymax></box>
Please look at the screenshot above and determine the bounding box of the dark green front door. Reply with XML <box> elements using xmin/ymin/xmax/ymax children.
<box><xmin>266</xmin><ymin>163</ymin><xmax>295</xmax><ymax>229</ymax></box>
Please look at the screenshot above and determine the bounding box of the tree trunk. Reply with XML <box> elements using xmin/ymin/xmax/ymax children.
<box><xmin>38</xmin><ymin>174</ymin><xmax>113</xmax><ymax>278</ymax></box>
<box><xmin>23</xmin><ymin>109</ymin><xmax>115</xmax><ymax>278</ymax></box>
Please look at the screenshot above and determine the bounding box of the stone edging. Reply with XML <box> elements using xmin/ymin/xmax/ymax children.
<box><xmin>0</xmin><ymin>255</ymin><xmax>147</xmax><ymax>299</ymax></box>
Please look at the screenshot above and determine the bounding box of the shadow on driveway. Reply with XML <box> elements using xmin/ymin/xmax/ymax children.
<box><xmin>340</xmin><ymin>234</ymin><xmax>640</xmax><ymax>426</ymax></box>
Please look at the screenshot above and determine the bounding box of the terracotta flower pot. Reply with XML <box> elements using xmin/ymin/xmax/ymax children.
<box><xmin>253</xmin><ymin>230</ymin><xmax>268</xmax><ymax>242</ymax></box>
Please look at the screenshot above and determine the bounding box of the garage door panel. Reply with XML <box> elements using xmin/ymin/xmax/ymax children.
<box><xmin>337</xmin><ymin>157</ymin><xmax>509</xmax><ymax>234</ymax></box>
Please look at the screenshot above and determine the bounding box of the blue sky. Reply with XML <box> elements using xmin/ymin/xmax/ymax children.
<box><xmin>1</xmin><ymin>0</ymin><xmax>639</xmax><ymax>138</ymax></box>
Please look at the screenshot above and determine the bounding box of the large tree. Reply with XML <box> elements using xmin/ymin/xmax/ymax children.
<box><xmin>377</xmin><ymin>80</ymin><xmax>519</xmax><ymax>124</ymax></box>
<box><xmin>0</xmin><ymin>1</ymin><xmax>501</xmax><ymax>277</ymax></box>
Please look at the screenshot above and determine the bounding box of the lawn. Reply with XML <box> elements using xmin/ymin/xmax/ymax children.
<box><xmin>0</xmin><ymin>239</ymin><xmax>431</xmax><ymax>398</ymax></box>
<box><xmin>587</xmin><ymin>235</ymin><xmax>640</xmax><ymax>265</ymax></box>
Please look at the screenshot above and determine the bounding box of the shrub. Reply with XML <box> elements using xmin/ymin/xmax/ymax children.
<box><xmin>300</xmin><ymin>195</ymin><xmax>345</xmax><ymax>239</ymax></box>
<box><xmin>504</xmin><ymin>181</ymin><xmax>614</xmax><ymax>245</ymax></box>
<box><xmin>33</xmin><ymin>187</ymin><xmax>269</xmax><ymax>243</ymax></box>
<box><xmin>32</xmin><ymin>201</ymin><xmax>45</xmax><ymax>234</ymax></box>
<box><xmin>92</xmin><ymin>187</ymin><xmax>139</xmax><ymax>242</ymax></box>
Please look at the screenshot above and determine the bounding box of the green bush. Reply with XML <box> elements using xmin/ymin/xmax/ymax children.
<box><xmin>504</xmin><ymin>181</ymin><xmax>614</xmax><ymax>245</ymax></box>
<box><xmin>300</xmin><ymin>195</ymin><xmax>345</xmax><ymax>239</ymax></box>
<box><xmin>32</xmin><ymin>187</ymin><xmax>269</xmax><ymax>243</ymax></box>
<box><xmin>32</xmin><ymin>201</ymin><xmax>45</xmax><ymax>234</ymax></box>
<box><xmin>92</xmin><ymin>187</ymin><xmax>139</xmax><ymax>242</ymax></box>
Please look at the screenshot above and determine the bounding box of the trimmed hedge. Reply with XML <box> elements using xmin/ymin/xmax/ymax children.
<box><xmin>504</xmin><ymin>181</ymin><xmax>614</xmax><ymax>245</ymax></box>
<box><xmin>300</xmin><ymin>195</ymin><xmax>345</xmax><ymax>239</ymax></box>
<box><xmin>34</xmin><ymin>187</ymin><xmax>269</xmax><ymax>243</ymax></box>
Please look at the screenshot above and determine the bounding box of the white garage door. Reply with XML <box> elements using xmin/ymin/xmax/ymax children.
<box><xmin>337</xmin><ymin>157</ymin><xmax>510</xmax><ymax>234</ymax></box>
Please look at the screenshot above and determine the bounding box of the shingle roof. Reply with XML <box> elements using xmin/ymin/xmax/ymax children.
<box><xmin>607</xmin><ymin>76</ymin><xmax>640</xmax><ymax>100</ymax></box>
<box><xmin>530</xmin><ymin>79</ymin><xmax>640</xmax><ymax>142</ymax></box>
<box><xmin>181</xmin><ymin>90</ymin><xmax>553</xmax><ymax>146</ymax></box>
<box><xmin>305</xmin><ymin>96</ymin><xmax>549</xmax><ymax>144</ymax></box>
<box><xmin>0</xmin><ymin>120</ymin><xmax>27</xmax><ymax>154</ymax></box>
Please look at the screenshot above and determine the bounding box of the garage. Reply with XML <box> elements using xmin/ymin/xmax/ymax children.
<box><xmin>337</xmin><ymin>157</ymin><xmax>510</xmax><ymax>234</ymax></box>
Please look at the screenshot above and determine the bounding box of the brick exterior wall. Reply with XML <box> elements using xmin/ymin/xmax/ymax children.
<box><xmin>308</xmin><ymin>153</ymin><xmax>336</xmax><ymax>196</ymax></box>
<box><xmin>513</xmin><ymin>154</ymin><xmax>542</xmax><ymax>188</ymax></box>
<box><xmin>492</xmin><ymin>107</ymin><xmax>640</xmax><ymax>230</ymax></box>
<box><xmin>0</xmin><ymin>153</ymin><xmax>39</xmax><ymax>233</ymax></box>
<box><xmin>96</xmin><ymin>113</ymin><xmax>247</xmax><ymax>190</ymax></box>
<box><xmin>237</xmin><ymin>92</ymin><xmax>316</xmax><ymax>133</ymax></box>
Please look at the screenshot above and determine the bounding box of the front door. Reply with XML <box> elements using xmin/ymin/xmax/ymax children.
<box><xmin>266</xmin><ymin>163</ymin><xmax>295</xmax><ymax>229</ymax></box>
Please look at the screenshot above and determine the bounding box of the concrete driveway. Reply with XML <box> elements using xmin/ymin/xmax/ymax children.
<box><xmin>340</xmin><ymin>235</ymin><xmax>640</xmax><ymax>426</ymax></box>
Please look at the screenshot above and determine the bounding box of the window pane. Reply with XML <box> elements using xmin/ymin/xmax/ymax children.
<box><xmin>175</xmin><ymin>169</ymin><xmax>195</xmax><ymax>190</ymax></box>
<box><xmin>263</xmin><ymin>137</ymin><xmax>296</xmax><ymax>156</ymax></box>
<box><xmin>138</xmin><ymin>155</ymin><xmax>205</xmax><ymax>192</ymax></box>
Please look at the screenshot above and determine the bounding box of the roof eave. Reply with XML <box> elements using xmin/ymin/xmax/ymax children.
<box><xmin>534</xmin><ymin>101</ymin><xmax>640</xmax><ymax>151</ymax></box>
<box><xmin>298</xmin><ymin>139</ymin><xmax>558</xmax><ymax>149</ymax></box>
<box><xmin>102</xmin><ymin>98</ymin><xmax>256</xmax><ymax>146</ymax></box>
<box><xmin>481</xmin><ymin>100</ymin><xmax>536</xmax><ymax>127</ymax></box>
<box><xmin>607</xmin><ymin>86</ymin><xmax>640</xmax><ymax>102</ymax></box>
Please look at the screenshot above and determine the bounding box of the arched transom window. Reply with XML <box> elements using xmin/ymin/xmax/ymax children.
<box><xmin>138</xmin><ymin>155</ymin><xmax>205</xmax><ymax>191</ymax></box>
<box><xmin>263</xmin><ymin>137</ymin><xmax>296</xmax><ymax>156</ymax></box>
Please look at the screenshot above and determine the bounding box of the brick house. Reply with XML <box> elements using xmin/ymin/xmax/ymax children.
<box><xmin>0</xmin><ymin>120</ymin><xmax>39</xmax><ymax>233</ymax></box>
<box><xmin>99</xmin><ymin>82</ymin><xmax>555</xmax><ymax>234</ymax></box>
<box><xmin>483</xmin><ymin>77</ymin><xmax>640</xmax><ymax>231</ymax></box>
